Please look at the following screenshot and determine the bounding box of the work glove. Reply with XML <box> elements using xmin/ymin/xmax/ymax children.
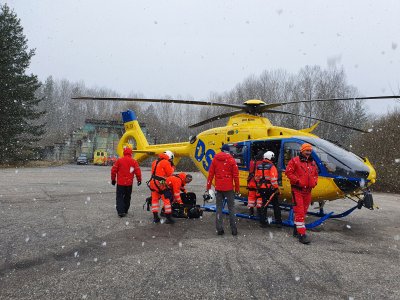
<box><xmin>137</xmin><ymin>181</ymin><xmax>142</xmax><ymax>186</ymax></box>
<box><xmin>112</xmin><ymin>180</ymin><xmax>116</xmax><ymax>186</ymax></box>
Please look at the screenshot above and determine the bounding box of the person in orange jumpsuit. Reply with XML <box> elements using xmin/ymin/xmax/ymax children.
<box><xmin>254</xmin><ymin>151</ymin><xmax>282</xmax><ymax>228</ymax></box>
<box><xmin>165</xmin><ymin>172</ymin><xmax>193</xmax><ymax>206</ymax></box>
<box><xmin>247</xmin><ymin>150</ymin><xmax>265</xmax><ymax>216</ymax></box>
<box><xmin>285</xmin><ymin>143</ymin><xmax>318</xmax><ymax>244</ymax></box>
<box><xmin>148</xmin><ymin>150</ymin><xmax>175</xmax><ymax>223</ymax></box>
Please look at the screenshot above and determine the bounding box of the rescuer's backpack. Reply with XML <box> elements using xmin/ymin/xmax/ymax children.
<box><xmin>255</xmin><ymin>162</ymin><xmax>274</xmax><ymax>189</ymax></box>
<box><xmin>172</xmin><ymin>192</ymin><xmax>203</xmax><ymax>219</ymax></box>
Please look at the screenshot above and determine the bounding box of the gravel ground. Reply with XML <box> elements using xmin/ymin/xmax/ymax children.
<box><xmin>0</xmin><ymin>165</ymin><xmax>399</xmax><ymax>300</ymax></box>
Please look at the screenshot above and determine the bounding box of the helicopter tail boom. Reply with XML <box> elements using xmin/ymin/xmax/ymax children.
<box><xmin>117</xmin><ymin>110</ymin><xmax>191</xmax><ymax>164</ymax></box>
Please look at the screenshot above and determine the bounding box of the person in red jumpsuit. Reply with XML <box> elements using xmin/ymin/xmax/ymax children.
<box><xmin>111</xmin><ymin>146</ymin><xmax>142</xmax><ymax>217</ymax></box>
<box><xmin>148</xmin><ymin>150</ymin><xmax>175</xmax><ymax>224</ymax></box>
<box><xmin>285</xmin><ymin>143</ymin><xmax>318</xmax><ymax>244</ymax></box>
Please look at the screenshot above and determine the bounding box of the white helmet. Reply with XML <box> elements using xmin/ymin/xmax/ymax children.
<box><xmin>263</xmin><ymin>151</ymin><xmax>275</xmax><ymax>160</ymax></box>
<box><xmin>164</xmin><ymin>150</ymin><xmax>174</xmax><ymax>160</ymax></box>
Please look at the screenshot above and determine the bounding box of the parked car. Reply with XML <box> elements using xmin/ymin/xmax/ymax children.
<box><xmin>77</xmin><ymin>154</ymin><xmax>89</xmax><ymax>165</ymax></box>
<box><xmin>107</xmin><ymin>155</ymin><xmax>118</xmax><ymax>166</ymax></box>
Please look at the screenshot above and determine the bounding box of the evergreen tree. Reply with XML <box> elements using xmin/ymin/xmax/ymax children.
<box><xmin>0</xmin><ymin>4</ymin><xmax>45</xmax><ymax>163</ymax></box>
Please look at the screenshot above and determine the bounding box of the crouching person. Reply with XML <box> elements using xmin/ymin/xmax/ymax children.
<box><xmin>111</xmin><ymin>146</ymin><xmax>142</xmax><ymax>217</ymax></box>
<box><xmin>165</xmin><ymin>173</ymin><xmax>193</xmax><ymax>206</ymax></box>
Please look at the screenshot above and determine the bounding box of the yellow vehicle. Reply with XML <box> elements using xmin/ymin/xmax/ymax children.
<box><xmin>73</xmin><ymin>95</ymin><xmax>399</xmax><ymax>227</ymax></box>
<box><xmin>93</xmin><ymin>149</ymin><xmax>108</xmax><ymax>166</ymax></box>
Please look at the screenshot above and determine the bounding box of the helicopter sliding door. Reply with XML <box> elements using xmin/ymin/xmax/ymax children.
<box><xmin>249</xmin><ymin>140</ymin><xmax>283</xmax><ymax>184</ymax></box>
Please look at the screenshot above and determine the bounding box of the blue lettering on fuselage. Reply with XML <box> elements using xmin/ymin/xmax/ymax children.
<box><xmin>195</xmin><ymin>139</ymin><xmax>215</xmax><ymax>171</ymax></box>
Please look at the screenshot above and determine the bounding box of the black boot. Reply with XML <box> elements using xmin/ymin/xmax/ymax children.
<box><xmin>259</xmin><ymin>207</ymin><xmax>268</xmax><ymax>228</ymax></box>
<box><xmin>299</xmin><ymin>234</ymin><xmax>311</xmax><ymax>244</ymax></box>
<box><xmin>293</xmin><ymin>227</ymin><xmax>299</xmax><ymax>237</ymax></box>
<box><xmin>165</xmin><ymin>214</ymin><xmax>175</xmax><ymax>224</ymax></box>
<box><xmin>248</xmin><ymin>207</ymin><xmax>254</xmax><ymax>216</ymax></box>
<box><xmin>153</xmin><ymin>212</ymin><xmax>160</xmax><ymax>223</ymax></box>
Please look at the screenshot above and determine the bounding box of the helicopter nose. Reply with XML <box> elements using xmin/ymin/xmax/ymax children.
<box><xmin>364</xmin><ymin>157</ymin><xmax>376</xmax><ymax>184</ymax></box>
<box><xmin>333</xmin><ymin>178</ymin><xmax>362</xmax><ymax>193</ymax></box>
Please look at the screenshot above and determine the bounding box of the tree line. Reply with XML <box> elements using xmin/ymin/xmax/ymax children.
<box><xmin>1</xmin><ymin>3</ymin><xmax>399</xmax><ymax>193</ymax></box>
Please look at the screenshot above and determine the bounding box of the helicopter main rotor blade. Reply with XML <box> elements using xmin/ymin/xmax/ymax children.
<box><xmin>188</xmin><ymin>109</ymin><xmax>246</xmax><ymax>128</ymax></box>
<box><xmin>265</xmin><ymin>109</ymin><xmax>369</xmax><ymax>133</ymax></box>
<box><xmin>72</xmin><ymin>96</ymin><xmax>244</xmax><ymax>109</ymax></box>
<box><xmin>260</xmin><ymin>95</ymin><xmax>400</xmax><ymax>111</ymax></box>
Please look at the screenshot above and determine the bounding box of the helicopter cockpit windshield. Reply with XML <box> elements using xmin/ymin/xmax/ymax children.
<box><xmin>295</xmin><ymin>137</ymin><xmax>370</xmax><ymax>179</ymax></box>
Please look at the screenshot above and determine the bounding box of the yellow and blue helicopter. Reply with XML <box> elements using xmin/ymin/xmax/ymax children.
<box><xmin>73</xmin><ymin>95</ymin><xmax>399</xmax><ymax>228</ymax></box>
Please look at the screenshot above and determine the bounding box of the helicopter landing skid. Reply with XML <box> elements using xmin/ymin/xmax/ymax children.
<box><xmin>202</xmin><ymin>200</ymin><xmax>360</xmax><ymax>229</ymax></box>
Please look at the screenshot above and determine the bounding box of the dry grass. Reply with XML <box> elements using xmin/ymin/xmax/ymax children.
<box><xmin>0</xmin><ymin>160</ymin><xmax>68</xmax><ymax>168</ymax></box>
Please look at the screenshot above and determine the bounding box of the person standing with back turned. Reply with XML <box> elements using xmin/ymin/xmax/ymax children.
<box><xmin>111</xmin><ymin>146</ymin><xmax>142</xmax><ymax>218</ymax></box>
<box><xmin>285</xmin><ymin>143</ymin><xmax>318</xmax><ymax>244</ymax></box>
<box><xmin>206</xmin><ymin>144</ymin><xmax>240</xmax><ymax>236</ymax></box>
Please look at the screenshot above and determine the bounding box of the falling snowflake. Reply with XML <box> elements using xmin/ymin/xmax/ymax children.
<box><xmin>77</xmin><ymin>262</ymin><xmax>81</xmax><ymax>266</ymax></box>
<box><xmin>141</xmin><ymin>242</ymin><xmax>145</xmax><ymax>247</ymax></box>
<box><xmin>125</xmin><ymin>221</ymin><xmax>129</xmax><ymax>226</ymax></box>
<box><xmin>25</xmin><ymin>236</ymin><xmax>30</xmax><ymax>242</ymax></box>
<box><xmin>94</xmin><ymin>258</ymin><xmax>98</xmax><ymax>262</ymax></box>
<box><xmin>152</xmin><ymin>236</ymin><xmax>156</xmax><ymax>239</ymax></box>
<box><xmin>61</xmin><ymin>245</ymin><xmax>65</xmax><ymax>249</ymax></box>
<box><xmin>267</xmin><ymin>217</ymin><xmax>272</xmax><ymax>224</ymax></box>
<box><xmin>42</xmin><ymin>233</ymin><xmax>47</xmax><ymax>237</ymax></box>
<box><xmin>367</xmin><ymin>128</ymin><xmax>373</xmax><ymax>132</ymax></box>
<box><xmin>179</xmin><ymin>242</ymin><xmax>183</xmax><ymax>248</ymax></box>
<box><xmin>87</xmin><ymin>196</ymin><xmax>91</xmax><ymax>201</ymax></box>
<box><xmin>346</xmin><ymin>225</ymin><xmax>351</xmax><ymax>229</ymax></box>
<box><xmin>15</xmin><ymin>169</ymin><xmax>18</xmax><ymax>174</ymax></box>
<box><xmin>295</xmin><ymin>276</ymin><xmax>300</xmax><ymax>281</ymax></box>
<box><xmin>395</xmin><ymin>159</ymin><xmax>400</xmax><ymax>163</ymax></box>
<box><xmin>82</xmin><ymin>295</ymin><xmax>87</xmax><ymax>299</ymax></box>
<box><xmin>74</xmin><ymin>251</ymin><xmax>79</xmax><ymax>258</ymax></box>
<box><xmin>394</xmin><ymin>235</ymin><xmax>400</xmax><ymax>241</ymax></box>
<box><xmin>269</xmin><ymin>232</ymin><xmax>274</xmax><ymax>239</ymax></box>
<box><xmin>102</xmin><ymin>241</ymin><xmax>107</xmax><ymax>246</ymax></box>
<box><xmin>137</xmin><ymin>259</ymin><xmax>141</xmax><ymax>264</ymax></box>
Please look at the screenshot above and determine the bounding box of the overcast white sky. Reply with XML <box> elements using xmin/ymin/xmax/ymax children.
<box><xmin>5</xmin><ymin>0</ymin><xmax>400</xmax><ymax>114</ymax></box>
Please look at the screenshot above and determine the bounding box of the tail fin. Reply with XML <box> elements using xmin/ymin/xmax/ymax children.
<box><xmin>117</xmin><ymin>110</ymin><xmax>150</xmax><ymax>162</ymax></box>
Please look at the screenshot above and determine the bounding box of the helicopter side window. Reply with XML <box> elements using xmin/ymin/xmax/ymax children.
<box><xmin>283</xmin><ymin>142</ymin><xmax>301</xmax><ymax>167</ymax></box>
<box><xmin>313</xmin><ymin>146</ymin><xmax>352</xmax><ymax>177</ymax></box>
<box><xmin>227</xmin><ymin>144</ymin><xmax>248</xmax><ymax>169</ymax></box>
